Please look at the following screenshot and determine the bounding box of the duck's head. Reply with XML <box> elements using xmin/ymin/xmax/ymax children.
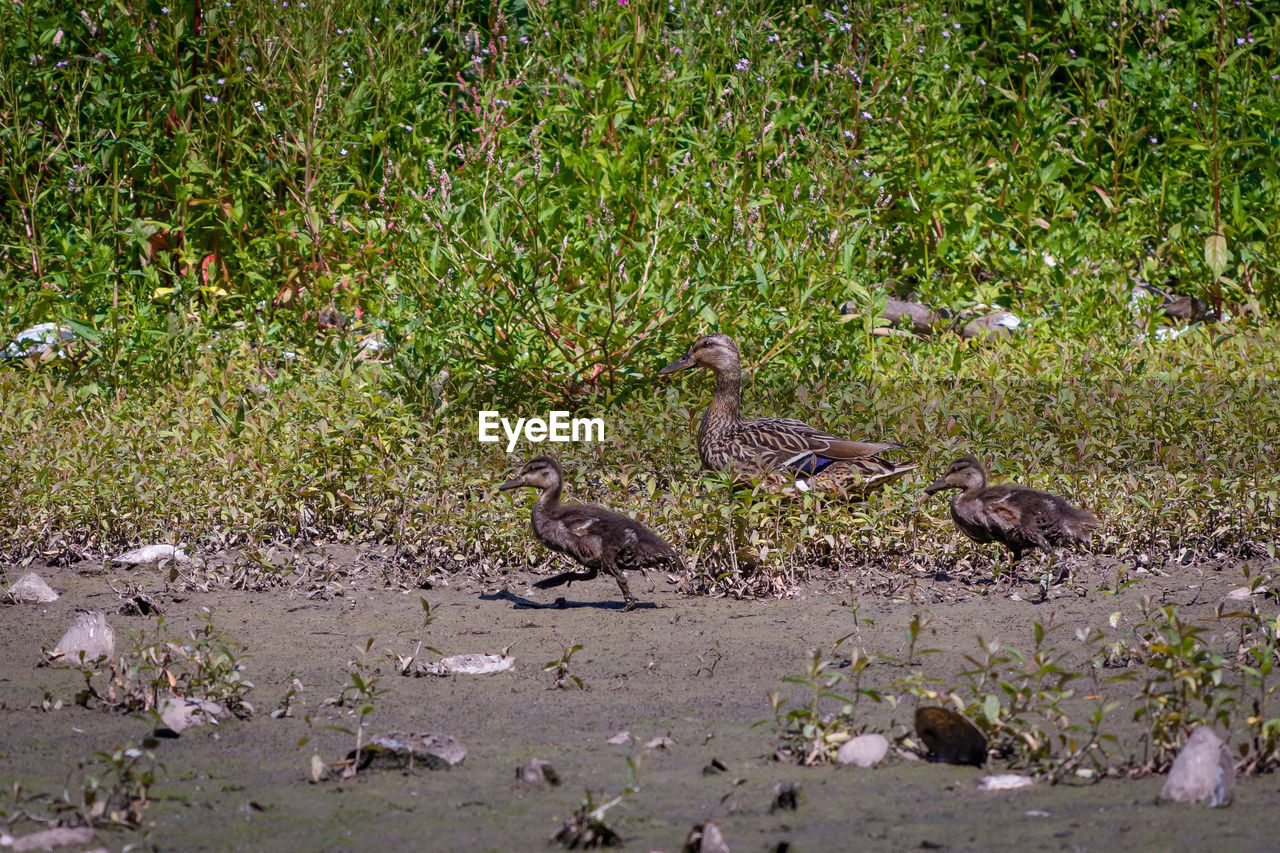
<box><xmin>659</xmin><ymin>333</ymin><xmax>740</xmax><ymax>376</ymax></box>
<box><xmin>923</xmin><ymin>454</ymin><xmax>987</xmax><ymax>495</ymax></box>
<box><xmin>499</xmin><ymin>455</ymin><xmax>563</xmax><ymax>492</ymax></box>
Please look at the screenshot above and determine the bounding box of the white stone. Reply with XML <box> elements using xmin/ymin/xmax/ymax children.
<box><xmin>49</xmin><ymin>611</ymin><xmax>115</xmax><ymax>664</ymax></box>
<box><xmin>421</xmin><ymin>653</ymin><xmax>514</xmax><ymax>675</ymax></box>
<box><xmin>1162</xmin><ymin>726</ymin><xmax>1234</xmax><ymax>806</ymax></box>
<box><xmin>110</xmin><ymin>544</ymin><xmax>189</xmax><ymax>567</ymax></box>
<box><xmin>836</xmin><ymin>733</ymin><xmax>889</xmax><ymax>767</ymax></box>
<box><xmin>4</xmin><ymin>572</ymin><xmax>58</xmax><ymax>603</ymax></box>
<box><xmin>3</xmin><ymin>323</ymin><xmax>75</xmax><ymax>359</ymax></box>
<box><xmin>978</xmin><ymin>774</ymin><xmax>1034</xmax><ymax>791</ymax></box>
<box><xmin>158</xmin><ymin>695</ymin><xmax>230</xmax><ymax>733</ymax></box>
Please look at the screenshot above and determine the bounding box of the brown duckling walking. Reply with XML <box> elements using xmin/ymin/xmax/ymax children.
<box><xmin>659</xmin><ymin>334</ymin><xmax>915</xmax><ymax>496</ymax></box>
<box><xmin>923</xmin><ymin>454</ymin><xmax>1097</xmax><ymax>573</ymax></box>
<box><xmin>499</xmin><ymin>456</ymin><xmax>683</xmax><ymax>610</ymax></box>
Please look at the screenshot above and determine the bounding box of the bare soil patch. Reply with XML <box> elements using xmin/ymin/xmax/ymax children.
<box><xmin>2</xmin><ymin>551</ymin><xmax>1279</xmax><ymax>852</ymax></box>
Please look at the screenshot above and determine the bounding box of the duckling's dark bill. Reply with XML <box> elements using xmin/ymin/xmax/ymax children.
<box><xmin>658</xmin><ymin>354</ymin><xmax>694</xmax><ymax>375</ymax></box>
<box><xmin>498</xmin><ymin>477</ymin><xmax>524</xmax><ymax>491</ymax></box>
<box><xmin>923</xmin><ymin>478</ymin><xmax>948</xmax><ymax>495</ymax></box>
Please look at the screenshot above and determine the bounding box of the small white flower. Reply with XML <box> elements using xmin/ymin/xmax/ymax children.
<box><xmin>1042</xmin><ymin>252</ymin><xmax>1056</xmax><ymax>267</ymax></box>
<box><xmin>340</xmin><ymin>147</ymin><xmax>348</xmax><ymax>155</ymax></box>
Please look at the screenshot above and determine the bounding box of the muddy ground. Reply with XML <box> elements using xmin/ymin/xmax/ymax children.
<box><xmin>3</xmin><ymin>551</ymin><xmax>1280</xmax><ymax>852</ymax></box>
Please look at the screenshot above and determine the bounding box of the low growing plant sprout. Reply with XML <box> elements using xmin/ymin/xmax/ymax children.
<box><xmin>948</xmin><ymin>621</ymin><xmax>1119</xmax><ymax>780</ymax></box>
<box><xmin>545</xmin><ymin>643</ymin><xmax>585</xmax><ymax>690</ymax></box>
<box><xmin>60</xmin><ymin>742</ymin><xmax>161</xmax><ymax>829</ymax></box>
<box><xmin>767</xmin><ymin>649</ymin><xmax>865</xmax><ymax>766</ymax></box>
<box><xmin>1130</xmin><ymin>600</ymin><xmax>1237</xmax><ymax>770</ymax></box>
<box><xmin>395</xmin><ymin>597</ymin><xmax>442</xmax><ymax>675</ymax></box>
<box><xmin>328</xmin><ymin>637</ymin><xmax>386</xmax><ymax>775</ymax></box>
<box><xmin>68</xmin><ymin>611</ymin><xmax>254</xmax><ymax>719</ymax></box>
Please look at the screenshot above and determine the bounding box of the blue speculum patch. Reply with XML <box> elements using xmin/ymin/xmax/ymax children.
<box><xmin>790</xmin><ymin>454</ymin><xmax>835</xmax><ymax>476</ymax></box>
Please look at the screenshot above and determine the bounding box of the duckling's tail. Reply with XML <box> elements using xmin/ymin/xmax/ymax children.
<box><xmin>1060</xmin><ymin>507</ymin><xmax>1099</xmax><ymax>545</ymax></box>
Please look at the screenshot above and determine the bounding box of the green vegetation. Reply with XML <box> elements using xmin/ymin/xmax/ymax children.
<box><xmin>2</xmin><ymin>0</ymin><xmax>1278</xmax><ymax>573</ymax></box>
<box><xmin>769</xmin><ymin>591</ymin><xmax>1280</xmax><ymax>777</ymax></box>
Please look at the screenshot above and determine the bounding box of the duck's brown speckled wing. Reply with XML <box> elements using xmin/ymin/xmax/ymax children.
<box><xmin>707</xmin><ymin>416</ymin><xmax>904</xmax><ymax>475</ymax></box>
<box><xmin>807</xmin><ymin>456</ymin><xmax>918</xmax><ymax>497</ymax></box>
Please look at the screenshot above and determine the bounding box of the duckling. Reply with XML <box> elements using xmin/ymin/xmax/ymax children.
<box><xmin>499</xmin><ymin>456</ymin><xmax>683</xmax><ymax>610</ymax></box>
<box><xmin>923</xmin><ymin>454</ymin><xmax>1097</xmax><ymax>572</ymax></box>
<box><xmin>659</xmin><ymin>334</ymin><xmax>915</xmax><ymax>496</ymax></box>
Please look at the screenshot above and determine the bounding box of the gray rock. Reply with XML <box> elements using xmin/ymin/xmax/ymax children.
<box><xmin>3</xmin><ymin>825</ymin><xmax>95</xmax><ymax>851</ymax></box>
<box><xmin>682</xmin><ymin>821</ymin><xmax>730</xmax><ymax>853</ymax></box>
<box><xmin>157</xmin><ymin>695</ymin><xmax>230</xmax><ymax>734</ymax></box>
<box><xmin>4</xmin><ymin>572</ymin><xmax>58</xmax><ymax>604</ymax></box>
<box><xmin>1161</xmin><ymin>726</ymin><xmax>1234</xmax><ymax>806</ymax></box>
<box><xmin>48</xmin><ymin>610</ymin><xmax>115</xmax><ymax>664</ymax></box>
<box><xmin>2</xmin><ymin>323</ymin><xmax>76</xmax><ymax>359</ymax></box>
<box><xmin>841</xmin><ymin>297</ymin><xmax>941</xmax><ymax>337</ymax></box>
<box><xmin>516</xmin><ymin>758</ymin><xmax>560</xmax><ymax>786</ymax></box>
<box><xmin>351</xmin><ymin>731</ymin><xmax>467</xmax><ymax>771</ymax></box>
<box><xmin>836</xmin><ymin>732</ymin><xmax>889</xmax><ymax>767</ymax></box>
<box><xmin>420</xmin><ymin>653</ymin><xmax>514</xmax><ymax>675</ymax></box>
<box><xmin>961</xmin><ymin>311</ymin><xmax>1021</xmax><ymax>339</ymax></box>
<box><xmin>110</xmin><ymin>544</ymin><xmax>189</xmax><ymax>568</ymax></box>
<box><xmin>978</xmin><ymin>773</ymin><xmax>1034</xmax><ymax>791</ymax></box>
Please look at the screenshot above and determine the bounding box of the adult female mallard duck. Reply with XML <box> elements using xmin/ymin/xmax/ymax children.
<box><xmin>658</xmin><ymin>334</ymin><xmax>915</xmax><ymax>496</ymax></box>
<box><xmin>923</xmin><ymin>454</ymin><xmax>1098</xmax><ymax>569</ymax></box>
<box><xmin>499</xmin><ymin>456</ymin><xmax>683</xmax><ymax>610</ymax></box>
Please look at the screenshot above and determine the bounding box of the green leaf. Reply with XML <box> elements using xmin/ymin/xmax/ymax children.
<box><xmin>1205</xmin><ymin>233</ymin><xmax>1227</xmax><ymax>279</ymax></box>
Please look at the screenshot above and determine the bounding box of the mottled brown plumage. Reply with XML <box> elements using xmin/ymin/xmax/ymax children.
<box><xmin>659</xmin><ymin>334</ymin><xmax>915</xmax><ymax>496</ymax></box>
<box><xmin>923</xmin><ymin>454</ymin><xmax>1098</xmax><ymax>567</ymax></box>
<box><xmin>499</xmin><ymin>456</ymin><xmax>683</xmax><ymax>610</ymax></box>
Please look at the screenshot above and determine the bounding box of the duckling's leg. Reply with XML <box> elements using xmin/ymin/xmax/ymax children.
<box><xmin>605</xmin><ymin>563</ymin><xmax>638</xmax><ymax>611</ymax></box>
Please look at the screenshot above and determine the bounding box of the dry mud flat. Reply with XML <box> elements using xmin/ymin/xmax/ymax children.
<box><xmin>4</xmin><ymin>554</ymin><xmax>1280</xmax><ymax>852</ymax></box>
